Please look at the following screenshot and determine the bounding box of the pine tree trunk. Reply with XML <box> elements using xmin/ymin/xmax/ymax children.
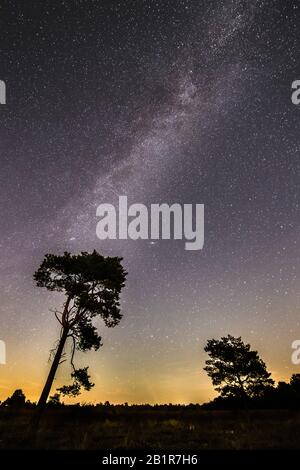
<box><xmin>37</xmin><ymin>326</ymin><xmax>69</xmax><ymax>410</ymax></box>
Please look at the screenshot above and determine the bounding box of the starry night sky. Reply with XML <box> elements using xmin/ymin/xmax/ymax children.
<box><xmin>0</xmin><ymin>0</ymin><xmax>300</xmax><ymax>404</ymax></box>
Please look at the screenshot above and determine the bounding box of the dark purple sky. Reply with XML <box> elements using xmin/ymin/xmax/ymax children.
<box><xmin>0</xmin><ymin>0</ymin><xmax>300</xmax><ymax>404</ymax></box>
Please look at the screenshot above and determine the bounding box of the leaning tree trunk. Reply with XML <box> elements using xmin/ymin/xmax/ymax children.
<box><xmin>37</xmin><ymin>326</ymin><xmax>69</xmax><ymax>410</ymax></box>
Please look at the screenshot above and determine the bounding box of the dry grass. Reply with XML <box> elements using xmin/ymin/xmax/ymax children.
<box><xmin>0</xmin><ymin>407</ymin><xmax>299</xmax><ymax>450</ymax></box>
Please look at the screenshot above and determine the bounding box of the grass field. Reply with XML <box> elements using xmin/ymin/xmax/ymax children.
<box><xmin>0</xmin><ymin>407</ymin><xmax>300</xmax><ymax>450</ymax></box>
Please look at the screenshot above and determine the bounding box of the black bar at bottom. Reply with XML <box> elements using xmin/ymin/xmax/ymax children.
<box><xmin>0</xmin><ymin>449</ymin><xmax>298</xmax><ymax>467</ymax></box>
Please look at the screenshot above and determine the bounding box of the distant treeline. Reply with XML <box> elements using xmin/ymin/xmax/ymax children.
<box><xmin>2</xmin><ymin>375</ymin><xmax>300</xmax><ymax>411</ymax></box>
<box><xmin>2</xmin><ymin>333</ymin><xmax>299</xmax><ymax>411</ymax></box>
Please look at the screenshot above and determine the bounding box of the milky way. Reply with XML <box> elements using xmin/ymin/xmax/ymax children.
<box><xmin>0</xmin><ymin>0</ymin><xmax>300</xmax><ymax>404</ymax></box>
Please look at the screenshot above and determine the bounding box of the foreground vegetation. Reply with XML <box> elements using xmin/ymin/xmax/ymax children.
<box><xmin>1</xmin><ymin>406</ymin><xmax>300</xmax><ymax>450</ymax></box>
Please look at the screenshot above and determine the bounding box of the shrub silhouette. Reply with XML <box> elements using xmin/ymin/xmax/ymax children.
<box><xmin>2</xmin><ymin>389</ymin><xmax>26</xmax><ymax>408</ymax></box>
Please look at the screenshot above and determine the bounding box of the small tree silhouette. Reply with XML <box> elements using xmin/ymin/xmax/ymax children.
<box><xmin>290</xmin><ymin>373</ymin><xmax>300</xmax><ymax>393</ymax></box>
<box><xmin>48</xmin><ymin>393</ymin><xmax>62</xmax><ymax>407</ymax></box>
<box><xmin>34</xmin><ymin>250</ymin><xmax>126</xmax><ymax>410</ymax></box>
<box><xmin>2</xmin><ymin>389</ymin><xmax>26</xmax><ymax>407</ymax></box>
<box><xmin>204</xmin><ymin>334</ymin><xmax>274</xmax><ymax>400</ymax></box>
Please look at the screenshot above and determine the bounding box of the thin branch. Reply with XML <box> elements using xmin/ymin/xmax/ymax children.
<box><xmin>70</xmin><ymin>334</ymin><xmax>77</xmax><ymax>373</ymax></box>
<box><xmin>69</xmin><ymin>307</ymin><xmax>87</xmax><ymax>327</ymax></box>
<box><xmin>62</xmin><ymin>295</ymin><xmax>72</xmax><ymax>327</ymax></box>
<box><xmin>55</xmin><ymin>311</ymin><xmax>63</xmax><ymax>325</ymax></box>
